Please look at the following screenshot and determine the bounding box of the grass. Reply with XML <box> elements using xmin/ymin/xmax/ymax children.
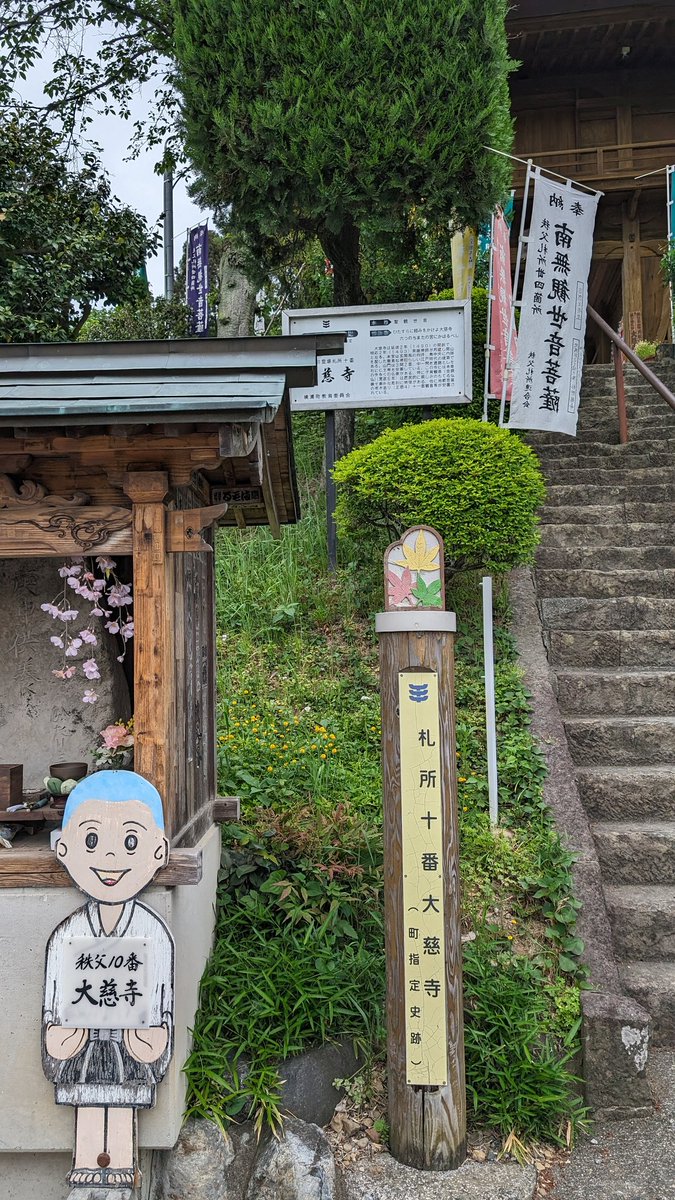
<box><xmin>184</xmin><ymin>423</ymin><xmax>586</xmax><ymax>1145</ymax></box>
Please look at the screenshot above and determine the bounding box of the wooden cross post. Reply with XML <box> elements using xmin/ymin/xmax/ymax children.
<box><xmin>376</xmin><ymin>527</ymin><xmax>466</xmax><ymax>1171</ymax></box>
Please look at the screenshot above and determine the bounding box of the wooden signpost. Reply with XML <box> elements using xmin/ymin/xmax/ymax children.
<box><xmin>376</xmin><ymin>526</ymin><xmax>466</xmax><ymax>1171</ymax></box>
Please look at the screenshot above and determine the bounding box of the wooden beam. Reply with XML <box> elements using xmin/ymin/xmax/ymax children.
<box><xmin>622</xmin><ymin>201</ymin><xmax>643</xmax><ymax>346</ymax></box>
<box><xmin>507</xmin><ymin>2</ymin><xmax>674</xmax><ymax>34</ymax></box>
<box><xmin>0</xmin><ymin>504</ymin><xmax>132</xmax><ymax>558</ymax></box>
<box><xmin>166</xmin><ymin>503</ymin><xmax>227</xmax><ymax>553</ymax></box>
<box><xmin>260</xmin><ymin>427</ymin><xmax>281</xmax><ymax>539</ymax></box>
<box><xmin>0</xmin><ymin>430</ymin><xmax>222</xmax><ymax>459</ymax></box>
<box><xmin>218</xmin><ymin>423</ymin><xmax>258</xmax><ymax>458</ymax></box>
<box><xmin>213</xmin><ymin>796</ymin><xmax>241</xmax><ymax>822</ymax></box>
<box><xmin>594</xmin><ymin>240</ymin><xmax>663</xmax><ymax>259</ymax></box>
<box><xmin>0</xmin><ymin>846</ymin><xmax>202</xmax><ymax>888</ymax></box>
<box><xmin>123</xmin><ymin>471</ymin><xmax>178</xmax><ymax>837</ymax></box>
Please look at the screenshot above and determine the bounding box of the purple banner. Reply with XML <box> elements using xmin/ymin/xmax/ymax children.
<box><xmin>186</xmin><ymin>224</ymin><xmax>209</xmax><ymax>337</ymax></box>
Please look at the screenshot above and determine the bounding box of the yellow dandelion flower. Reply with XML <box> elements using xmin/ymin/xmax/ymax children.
<box><xmin>283</xmin><ymin>721</ymin><xmax>289</xmax><ymax>727</ymax></box>
<box><xmin>331</xmin><ymin>748</ymin><xmax>338</xmax><ymax>754</ymax></box>
<box><xmin>311</xmin><ymin>744</ymin><xmax>317</xmax><ymax>750</ymax></box>
<box><xmin>270</xmin><ymin>743</ymin><xmax>277</xmax><ymax>750</ymax></box>
<box><xmin>458</xmin><ymin>776</ymin><xmax>466</xmax><ymax>783</ymax></box>
<box><xmin>329</xmin><ymin>734</ymin><xmax>336</xmax><ymax>740</ymax></box>
<box><xmin>300</xmin><ymin>748</ymin><xmax>306</xmax><ymax>754</ymax></box>
<box><xmin>321</xmin><ymin>753</ymin><xmax>327</xmax><ymax>760</ymax></box>
<box><xmin>267</xmin><ymin>766</ymin><xmax>274</xmax><ymax>773</ymax></box>
<box><xmin>463</xmin><ymin>806</ymin><xmax>468</xmax><ymax>812</ymax></box>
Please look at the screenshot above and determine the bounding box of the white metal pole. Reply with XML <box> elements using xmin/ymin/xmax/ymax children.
<box><xmin>482</xmin><ymin>575</ymin><xmax>499</xmax><ymax>826</ymax></box>
<box><xmin>483</xmin><ymin>210</ymin><xmax>496</xmax><ymax>422</ymax></box>
<box><xmin>499</xmin><ymin>160</ymin><xmax>533</xmax><ymax>428</ymax></box>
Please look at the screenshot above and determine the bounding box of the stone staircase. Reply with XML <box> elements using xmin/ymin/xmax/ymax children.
<box><xmin>531</xmin><ymin>359</ymin><xmax>675</xmax><ymax>1047</ymax></box>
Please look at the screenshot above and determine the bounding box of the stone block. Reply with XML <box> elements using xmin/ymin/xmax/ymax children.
<box><xmin>581</xmin><ymin>991</ymin><xmax>652</xmax><ymax>1120</ymax></box>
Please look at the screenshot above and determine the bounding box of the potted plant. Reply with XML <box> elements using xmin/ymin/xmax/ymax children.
<box><xmin>634</xmin><ymin>339</ymin><xmax>658</xmax><ymax>362</ymax></box>
<box><xmin>93</xmin><ymin>719</ymin><xmax>135</xmax><ymax>770</ymax></box>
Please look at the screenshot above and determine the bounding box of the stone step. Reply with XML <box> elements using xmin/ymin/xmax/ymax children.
<box><xmin>539</xmin><ymin>522</ymin><xmax>673</xmax><ymax>548</ymax></box>
<box><xmin>540</xmin><ymin>596</ymin><xmax>675</xmax><ymax>630</ymax></box>
<box><xmin>536</xmin><ymin>568</ymin><xmax>675</xmax><ymax>599</ymax></box>
<box><xmin>620</xmin><ymin>961</ymin><xmax>675</xmax><ymax>1047</ymax></box>
<box><xmin>605</xmin><ymin>886</ymin><xmax>675</xmax><ymax>961</ymax></box>
<box><xmin>556</xmin><ymin>669</ymin><xmax>675</xmax><ymax>715</ymax></box>
<box><xmin>548</xmin><ymin>630</ymin><xmax>675</xmax><ymax>668</ymax></box>
<box><xmin>536</xmin><ymin>544</ymin><xmax>675</xmax><ymax>571</ymax></box>
<box><xmin>566</xmin><ymin>716</ymin><xmax>675</xmax><ymax>765</ymax></box>
<box><xmin>544</xmin><ymin>484</ymin><xmax>675</xmax><ymax>507</ymax></box>
<box><xmin>532</xmin><ymin>437</ymin><xmax>675</xmax><ymax>461</ymax></box>
<box><xmin>577</xmin><ymin>766</ymin><xmax>675</xmax><ymax>821</ymax></box>
<box><xmin>593</xmin><ymin>821</ymin><xmax>675</xmax><ymax>884</ymax></box>
<box><xmin>539</xmin><ymin>502</ymin><xmax>673</xmax><ymax>524</ymax></box>
<box><xmin>530</xmin><ymin>421</ymin><xmax>674</xmax><ymax>446</ymax></box>
<box><xmin>540</xmin><ymin>468</ymin><xmax>675</xmax><ymax>488</ymax></box>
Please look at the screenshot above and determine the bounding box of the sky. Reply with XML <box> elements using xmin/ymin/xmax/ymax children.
<box><xmin>17</xmin><ymin>36</ymin><xmax>210</xmax><ymax>297</ymax></box>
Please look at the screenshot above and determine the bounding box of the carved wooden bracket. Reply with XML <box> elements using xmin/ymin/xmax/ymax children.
<box><xmin>0</xmin><ymin>504</ymin><xmax>132</xmax><ymax>558</ymax></box>
<box><xmin>0</xmin><ymin>473</ymin><xmax>89</xmax><ymax>509</ymax></box>
<box><xmin>166</xmin><ymin>503</ymin><xmax>228</xmax><ymax>552</ymax></box>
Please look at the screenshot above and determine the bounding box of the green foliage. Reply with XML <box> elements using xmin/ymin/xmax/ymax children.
<box><xmin>173</xmin><ymin>0</ymin><xmax>514</xmax><ymax>299</ymax></box>
<box><xmin>79</xmin><ymin>295</ymin><xmax>193</xmax><ymax>342</ymax></box>
<box><xmin>184</xmin><ymin>809</ymin><xmax>385</xmax><ymax>1131</ymax></box>
<box><xmin>430</xmin><ymin>287</ymin><xmax>490</xmax><ymax>420</ymax></box>
<box><xmin>634</xmin><ymin>339</ymin><xmax>658</xmax><ymax>361</ymax></box>
<box><xmin>185</xmin><ymin>486</ymin><xmax>585</xmax><ymax>1141</ymax></box>
<box><xmin>0</xmin><ymin>109</ymin><xmax>156</xmax><ymax>342</ymax></box>
<box><xmin>463</xmin><ymin>934</ymin><xmax>584</xmax><ymax>1140</ymax></box>
<box><xmin>333</xmin><ymin>418</ymin><xmax>546</xmax><ymax>572</ymax></box>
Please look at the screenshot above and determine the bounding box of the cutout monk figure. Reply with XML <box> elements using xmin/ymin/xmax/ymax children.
<box><xmin>42</xmin><ymin>771</ymin><xmax>175</xmax><ymax>1193</ymax></box>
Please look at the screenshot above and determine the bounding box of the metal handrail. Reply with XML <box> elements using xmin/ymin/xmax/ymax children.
<box><xmin>586</xmin><ymin>304</ymin><xmax>675</xmax><ymax>444</ymax></box>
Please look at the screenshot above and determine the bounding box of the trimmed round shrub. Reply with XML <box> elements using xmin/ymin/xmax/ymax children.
<box><xmin>333</xmin><ymin>418</ymin><xmax>546</xmax><ymax>572</ymax></box>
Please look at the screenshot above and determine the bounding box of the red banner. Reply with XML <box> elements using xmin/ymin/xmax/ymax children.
<box><xmin>490</xmin><ymin>209</ymin><xmax>516</xmax><ymax>405</ymax></box>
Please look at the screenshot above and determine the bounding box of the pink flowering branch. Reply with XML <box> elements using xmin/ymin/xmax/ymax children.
<box><xmin>41</xmin><ymin>556</ymin><xmax>134</xmax><ymax>704</ymax></box>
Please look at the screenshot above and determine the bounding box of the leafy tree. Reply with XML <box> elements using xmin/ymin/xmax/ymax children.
<box><xmin>172</xmin><ymin>0</ymin><xmax>513</xmax><ymax>308</ymax></box>
<box><xmin>0</xmin><ymin>109</ymin><xmax>157</xmax><ymax>342</ymax></box>
<box><xmin>0</xmin><ymin>3</ymin><xmax>175</xmax><ymax>151</ymax></box>
<box><xmin>78</xmin><ymin>295</ymin><xmax>192</xmax><ymax>341</ymax></box>
<box><xmin>173</xmin><ymin>0</ymin><xmax>512</xmax><ymax>449</ymax></box>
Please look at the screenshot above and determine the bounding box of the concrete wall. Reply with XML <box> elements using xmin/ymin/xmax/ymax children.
<box><xmin>0</xmin><ymin>823</ymin><xmax>220</xmax><ymax>1197</ymax></box>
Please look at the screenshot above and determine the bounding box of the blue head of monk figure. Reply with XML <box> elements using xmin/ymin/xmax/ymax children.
<box><xmin>55</xmin><ymin>770</ymin><xmax>168</xmax><ymax>903</ymax></box>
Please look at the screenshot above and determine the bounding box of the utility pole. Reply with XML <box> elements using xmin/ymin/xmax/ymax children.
<box><xmin>163</xmin><ymin>166</ymin><xmax>174</xmax><ymax>300</ymax></box>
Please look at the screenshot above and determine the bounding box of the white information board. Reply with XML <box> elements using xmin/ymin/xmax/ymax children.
<box><xmin>283</xmin><ymin>301</ymin><xmax>471</xmax><ymax>411</ymax></box>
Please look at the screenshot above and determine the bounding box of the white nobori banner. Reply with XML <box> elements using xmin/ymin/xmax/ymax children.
<box><xmin>508</xmin><ymin>170</ymin><xmax>600</xmax><ymax>437</ymax></box>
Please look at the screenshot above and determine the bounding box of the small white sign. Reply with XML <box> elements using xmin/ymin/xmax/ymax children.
<box><xmin>60</xmin><ymin>937</ymin><xmax>152</xmax><ymax>1029</ymax></box>
<box><xmin>283</xmin><ymin>301</ymin><xmax>472</xmax><ymax>411</ymax></box>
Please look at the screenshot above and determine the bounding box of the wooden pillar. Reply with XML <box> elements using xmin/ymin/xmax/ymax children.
<box><xmin>622</xmin><ymin>200</ymin><xmax>643</xmax><ymax>347</ymax></box>
<box><xmin>123</xmin><ymin>471</ymin><xmax>177</xmax><ymax>836</ymax></box>
<box><xmin>377</xmin><ymin>611</ymin><xmax>466</xmax><ymax>1170</ymax></box>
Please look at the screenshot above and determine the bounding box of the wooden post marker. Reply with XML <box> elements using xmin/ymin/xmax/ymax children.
<box><xmin>376</xmin><ymin>526</ymin><xmax>466</xmax><ymax>1171</ymax></box>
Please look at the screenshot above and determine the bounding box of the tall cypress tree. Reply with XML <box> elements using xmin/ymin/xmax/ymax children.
<box><xmin>172</xmin><ymin>0</ymin><xmax>514</xmax><ymax>306</ymax></box>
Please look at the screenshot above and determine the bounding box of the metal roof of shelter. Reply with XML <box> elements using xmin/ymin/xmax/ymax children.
<box><xmin>0</xmin><ymin>334</ymin><xmax>344</xmax><ymax>427</ymax></box>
